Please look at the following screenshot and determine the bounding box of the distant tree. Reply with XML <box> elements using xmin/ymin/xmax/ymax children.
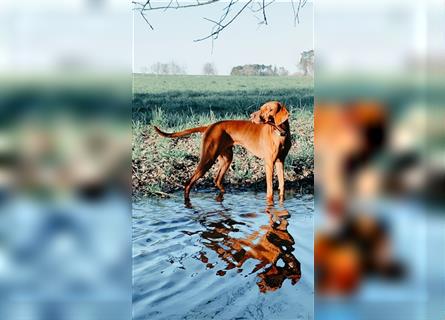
<box><xmin>203</xmin><ymin>62</ymin><xmax>217</xmax><ymax>75</ymax></box>
<box><xmin>230</xmin><ymin>64</ymin><xmax>267</xmax><ymax>76</ymax></box>
<box><xmin>230</xmin><ymin>65</ymin><xmax>243</xmax><ymax>76</ymax></box>
<box><xmin>169</xmin><ymin>61</ymin><xmax>187</xmax><ymax>75</ymax></box>
<box><xmin>150</xmin><ymin>62</ymin><xmax>162</xmax><ymax>75</ymax></box>
<box><xmin>298</xmin><ymin>50</ymin><xmax>314</xmax><ymax>76</ymax></box>
<box><xmin>278</xmin><ymin>67</ymin><xmax>289</xmax><ymax>76</ymax></box>
<box><xmin>230</xmin><ymin>64</ymin><xmax>289</xmax><ymax>76</ymax></box>
<box><xmin>259</xmin><ymin>64</ymin><xmax>274</xmax><ymax>76</ymax></box>
<box><xmin>161</xmin><ymin>63</ymin><xmax>169</xmax><ymax>75</ymax></box>
<box><xmin>150</xmin><ymin>61</ymin><xmax>187</xmax><ymax>75</ymax></box>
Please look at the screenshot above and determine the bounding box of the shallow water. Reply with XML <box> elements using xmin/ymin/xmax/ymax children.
<box><xmin>133</xmin><ymin>191</ymin><xmax>314</xmax><ymax>320</ymax></box>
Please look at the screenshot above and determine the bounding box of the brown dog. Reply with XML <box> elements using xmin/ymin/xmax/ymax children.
<box><xmin>154</xmin><ymin>101</ymin><xmax>291</xmax><ymax>204</ymax></box>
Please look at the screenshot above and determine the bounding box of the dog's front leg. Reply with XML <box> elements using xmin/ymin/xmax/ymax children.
<box><xmin>265</xmin><ymin>160</ymin><xmax>274</xmax><ymax>204</ymax></box>
<box><xmin>275</xmin><ymin>160</ymin><xmax>285</xmax><ymax>202</ymax></box>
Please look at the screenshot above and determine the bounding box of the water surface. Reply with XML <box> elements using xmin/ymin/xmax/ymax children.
<box><xmin>133</xmin><ymin>191</ymin><xmax>314</xmax><ymax>320</ymax></box>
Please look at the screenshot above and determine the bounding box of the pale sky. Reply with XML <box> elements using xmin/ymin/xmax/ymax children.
<box><xmin>1</xmin><ymin>0</ymin><xmax>433</xmax><ymax>75</ymax></box>
<box><xmin>133</xmin><ymin>2</ymin><xmax>313</xmax><ymax>75</ymax></box>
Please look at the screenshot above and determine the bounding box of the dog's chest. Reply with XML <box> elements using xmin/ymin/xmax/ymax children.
<box><xmin>273</xmin><ymin>134</ymin><xmax>287</xmax><ymax>150</ymax></box>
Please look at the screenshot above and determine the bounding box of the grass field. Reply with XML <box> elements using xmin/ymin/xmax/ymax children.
<box><xmin>133</xmin><ymin>74</ymin><xmax>312</xmax><ymax>94</ymax></box>
<box><xmin>133</xmin><ymin>74</ymin><xmax>313</xmax><ymax>123</ymax></box>
<box><xmin>132</xmin><ymin>74</ymin><xmax>314</xmax><ymax>197</ymax></box>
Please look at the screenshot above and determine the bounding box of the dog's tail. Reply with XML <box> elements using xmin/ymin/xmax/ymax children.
<box><xmin>153</xmin><ymin>125</ymin><xmax>208</xmax><ymax>138</ymax></box>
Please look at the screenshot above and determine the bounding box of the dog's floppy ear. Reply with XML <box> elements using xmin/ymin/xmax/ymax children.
<box><xmin>274</xmin><ymin>103</ymin><xmax>289</xmax><ymax>125</ymax></box>
<box><xmin>250</xmin><ymin>110</ymin><xmax>262</xmax><ymax>124</ymax></box>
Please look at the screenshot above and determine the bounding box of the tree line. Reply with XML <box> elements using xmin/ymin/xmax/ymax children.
<box><xmin>143</xmin><ymin>50</ymin><xmax>313</xmax><ymax>76</ymax></box>
<box><xmin>141</xmin><ymin>61</ymin><xmax>187</xmax><ymax>75</ymax></box>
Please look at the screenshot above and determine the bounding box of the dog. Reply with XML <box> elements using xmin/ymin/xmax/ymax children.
<box><xmin>154</xmin><ymin>101</ymin><xmax>291</xmax><ymax>204</ymax></box>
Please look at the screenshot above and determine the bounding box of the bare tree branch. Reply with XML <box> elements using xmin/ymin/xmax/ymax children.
<box><xmin>133</xmin><ymin>0</ymin><xmax>220</xmax><ymax>12</ymax></box>
<box><xmin>291</xmin><ymin>0</ymin><xmax>297</xmax><ymax>26</ymax></box>
<box><xmin>296</xmin><ymin>0</ymin><xmax>302</xmax><ymax>24</ymax></box>
<box><xmin>194</xmin><ymin>0</ymin><xmax>253</xmax><ymax>42</ymax></box>
<box><xmin>249</xmin><ymin>0</ymin><xmax>276</xmax><ymax>14</ymax></box>
<box><xmin>291</xmin><ymin>0</ymin><xmax>308</xmax><ymax>26</ymax></box>
<box><xmin>262</xmin><ymin>0</ymin><xmax>268</xmax><ymax>25</ymax></box>
<box><xmin>248</xmin><ymin>0</ymin><xmax>276</xmax><ymax>26</ymax></box>
<box><xmin>163</xmin><ymin>0</ymin><xmax>174</xmax><ymax>12</ymax></box>
<box><xmin>140</xmin><ymin>11</ymin><xmax>154</xmax><ymax>30</ymax></box>
<box><xmin>133</xmin><ymin>0</ymin><xmax>308</xmax><ymax>41</ymax></box>
<box><xmin>203</xmin><ymin>17</ymin><xmax>223</xmax><ymax>28</ymax></box>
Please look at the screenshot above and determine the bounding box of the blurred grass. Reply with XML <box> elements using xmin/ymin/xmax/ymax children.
<box><xmin>132</xmin><ymin>74</ymin><xmax>314</xmax><ymax>197</ymax></box>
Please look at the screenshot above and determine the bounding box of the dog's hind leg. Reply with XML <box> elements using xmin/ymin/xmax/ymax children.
<box><xmin>184</xmin><ymin>158</ymin><xmax>215</xmax><ymax>203</ymax></box>
<box><xmin>214</xmin><ymin>147</ymin><xmax>233</xmax><ymax>193</ymax></box>
<box><xmin>214</xmin><ymin>159</ymin><xmax>223</xmax><ymax>188</ymax></box>
<box><xmin>184</xmin><ymin>135</ymin><xmax>221</xmax><ymax>204</ymax></box>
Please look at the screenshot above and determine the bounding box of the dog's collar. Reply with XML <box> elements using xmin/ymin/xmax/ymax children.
<box><xmin>265</xmin><ymin>121</ymin><xmax>287</xmax><ymax>136</ymax></box>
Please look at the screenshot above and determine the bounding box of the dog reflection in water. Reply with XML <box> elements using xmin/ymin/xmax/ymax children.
<box><xmin>188</xmin><ymin>207</ymin><xmax>301</xmax><ymax>293</ymax></box>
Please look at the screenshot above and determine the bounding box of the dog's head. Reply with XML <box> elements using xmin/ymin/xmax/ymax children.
<box><xmin>250</xmin><ymin>101</ymin><xmax>289</xmax><ymax>125</ymax></box>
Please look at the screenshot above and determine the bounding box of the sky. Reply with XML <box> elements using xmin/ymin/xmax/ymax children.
<box><xmin>0</xmin><ymin>0</ymin><xmax>432</xmax><ymax>75</ymax></box>
<box><xmin>315</xmin><ymin>0</ymin><xmax>429</xmax><ymax>73</ymax></box>
<box><xmin>0</xmin><ymin>1</ymin><xmax>131</xmax><ymax>72</ymax></box>
<box><xmin>133</xmin><ymin>2</ymin><xmax>313</xmax><ymax>75</ymax></box>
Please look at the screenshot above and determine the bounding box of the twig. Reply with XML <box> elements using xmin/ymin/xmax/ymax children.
<box><xmin>291</xmin><ymin>0</ymin><xmax>308</xmax><ymax>26</ymax></box>
<box><xmin>262</xmin><ymin>0</ymin><xmax>268</xmax><ymax>25</ymax></box>
<box><xmin>133</xmin><ymin>0</ymin><xmax>220</xmax><ymax>12</ymax></box>
<box><xmin>140</xmin><ymin>11</ymin><xmax>154</xmax><ymax>30</ymax></box>
<box><xmin>291</xmin><ymin>0</ymin><xmax>297</xmax><ymax>26</ymax></box>
<box><xmin>163</xmin><ymin>0</ymin><xmax>174</xmax><ymax>12</ymax></box>
<box><xmin>194</xmin><ymin>0</ymin><xmax>253</xmax><ymax>42</ymax></box>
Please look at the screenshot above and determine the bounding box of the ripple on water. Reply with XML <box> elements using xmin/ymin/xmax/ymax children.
<box><xmin>133</xmin><ymin>191</ymin><xmax>314</xmax><ymax>320</ymax></box>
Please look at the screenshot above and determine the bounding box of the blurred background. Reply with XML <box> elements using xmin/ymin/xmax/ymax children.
<box><xmin>0</xmin><ymin>0</ymin><xmax>132</xmax><ymax>319</ymax></box>
<box><xmin>315</xmin><ymin>0</ymin><xmax>445</xmax><ymax>319</ymax></box>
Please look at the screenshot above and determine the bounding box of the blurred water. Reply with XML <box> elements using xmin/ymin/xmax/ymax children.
<box><xmin>133</xmin><ymin>192</ymin><xmax>314</xmax><ymax>320</ymax></box>
<box><xmin>0</xmin><ymin>194</ymin><xmax>131</xmax><ymax>320</ymax></box>
<box><xmin>315</xmin><ymin>199</ymin><xmax>445</xmax><ymax>319</ymax></box>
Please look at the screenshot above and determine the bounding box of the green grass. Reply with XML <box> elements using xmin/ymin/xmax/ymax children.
<box><xmin>133</xmin><ymin>74</ymin><xmax>312</xmax><ymax>94</ymax></box>
<box><xmin>132</xmin><ymin>74</ymin><xmax>314</xmax><ymax>196</ymax></box>
<box><xmin>133</xmin><ymin>74</ymin><xmax>314</xmax><ymax>124</ymax></box>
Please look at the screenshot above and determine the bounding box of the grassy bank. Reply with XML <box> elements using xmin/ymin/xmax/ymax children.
<box><xmin>132</xmin><ymin>74</ymin><xmax>314</xmax><ymax>197</ymax></box>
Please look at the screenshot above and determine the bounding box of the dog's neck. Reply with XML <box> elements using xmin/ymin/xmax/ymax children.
<box><xmin>266</xmin><ymin>121</ymin><xmax>288</xmax><ymax>137</ymax></box>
